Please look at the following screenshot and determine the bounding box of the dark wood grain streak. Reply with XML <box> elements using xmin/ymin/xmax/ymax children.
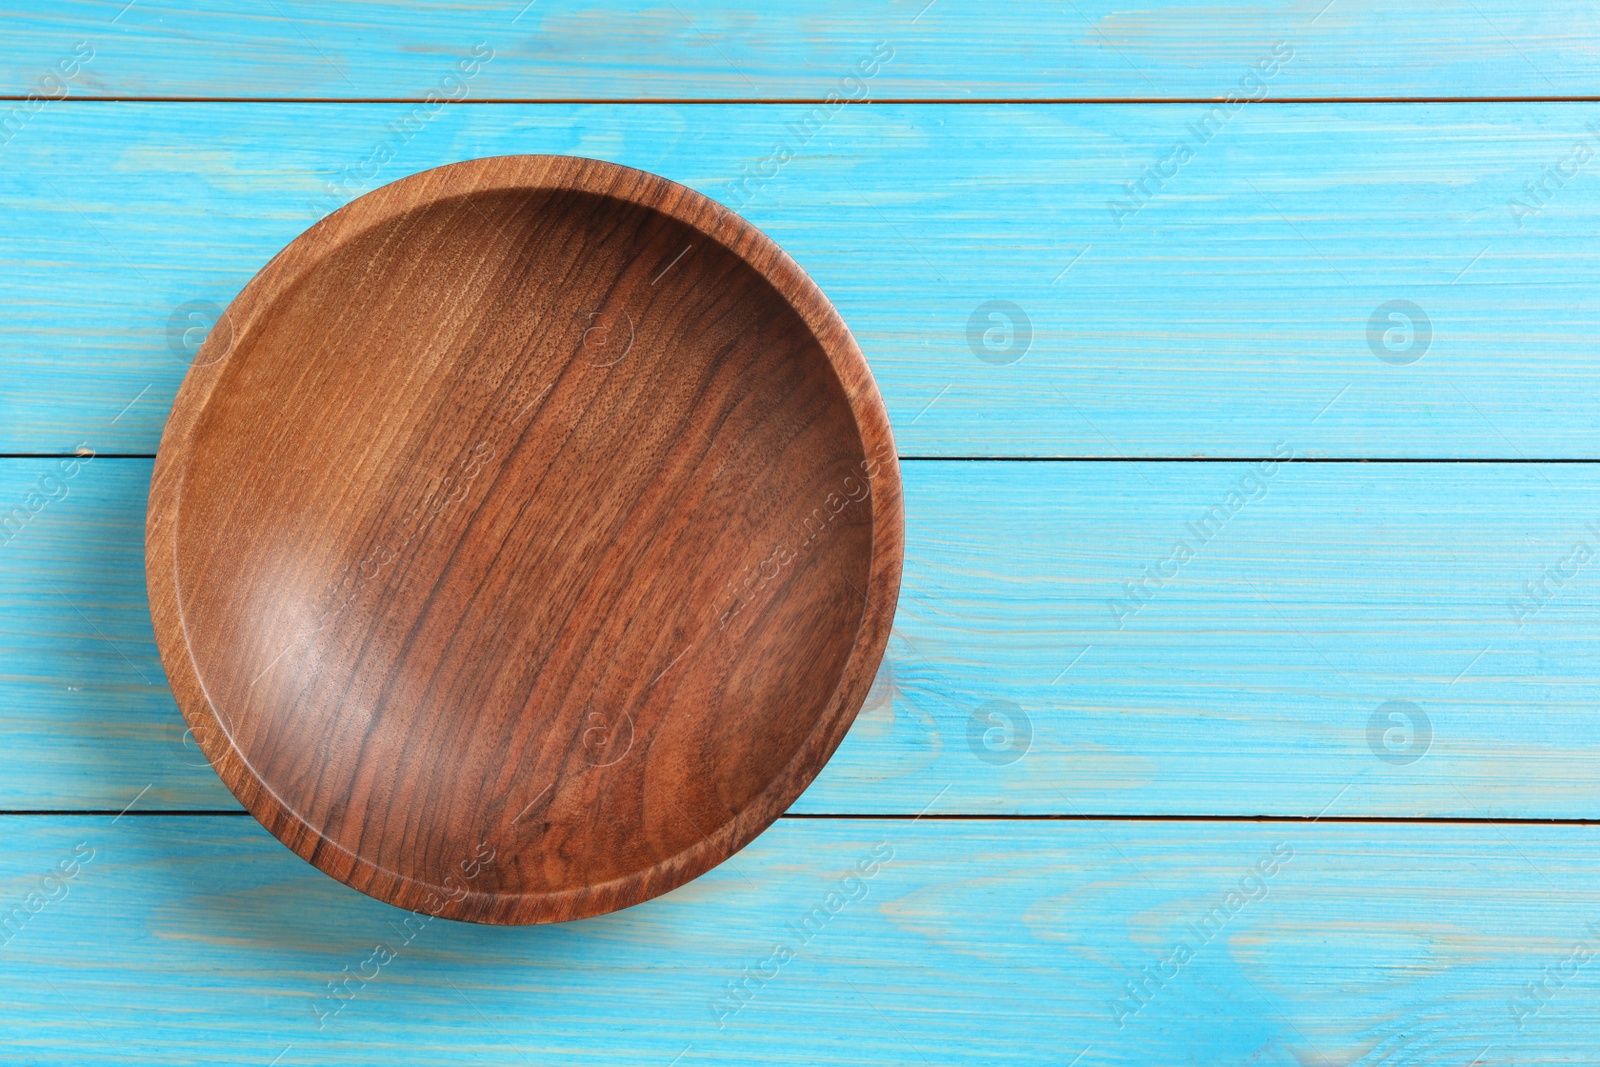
<box><xmin>145</xmin><ymin>155</ymin><xmax>904</xmax><ymax>924</ymax></box>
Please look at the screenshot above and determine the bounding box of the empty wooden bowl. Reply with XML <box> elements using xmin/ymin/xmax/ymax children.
<box><xmin>146</xmin><ymin>155</ymin><xmax>903</xmax><ymax>924</ymax></box>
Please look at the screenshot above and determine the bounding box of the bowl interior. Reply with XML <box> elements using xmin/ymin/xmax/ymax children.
<box><xmin>171</xmin><ymin>184</ymin><xmax>880</xmax><ymax>915</ymax></box>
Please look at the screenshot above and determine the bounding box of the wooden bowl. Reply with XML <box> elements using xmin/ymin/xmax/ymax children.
<box><xmin>146</xmin><ymin>156</ymin><xmax>903</xmax><ymax>924</ymax></box>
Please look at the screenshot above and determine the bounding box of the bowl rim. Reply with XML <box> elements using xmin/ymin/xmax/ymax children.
<box><xmin>144</xmin><ymin>154</ymin><xmax>905</xmax><ymax>924</ymax></box>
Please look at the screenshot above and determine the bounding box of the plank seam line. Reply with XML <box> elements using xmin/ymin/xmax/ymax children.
<box><xmin>8</xmin><ymin>96</ymin><xmax>1600</xmax><ymax>105</ymax></box>
<box><xmin>15</xmin><ymin>454</ymin><xmax>1600</xmax><ymax>464</ymax></box>
<box><xmin>784</xmin><ymin>814</ymin><xmax>1600</xmax><ymax>824</ymax></box>
<box><xmin>903</xmin><ymin>457</ymin><xmax>1600</xmax><ymax>464</ymax></box>
<box><xmin>9</xmin><ymin>810</ymin><xmax>1600</xmax><ymax>825</ymax></box>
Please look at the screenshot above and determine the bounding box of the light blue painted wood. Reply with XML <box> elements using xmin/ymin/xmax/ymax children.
<box><xmin>1</xmin><ymin>4</ymin><xmax>1593</xmax><ymax>1060</ymax></box>
<box><xmin>1</xmin><ymin>815</ymin><xmax>1597</xmax><ymax>1063</ymax></box>
<box><xmin>0</xmin><ymin>457</ymin><xmax>232</xmax><ymax>810</ymax></box>
<box><xmin>3</xmin><ymin>1</ymin><xmax>1596</xmax><ymax>100</ymax></box>
<box><xmin>3</xmin><ymin>103</ymin><xmax>1599</xmax><ymax>456</ymax></box>
<box><xmin>10</xmin><ymin>457</ymin><xmax>1600</xmax><ymax>818</ymax></box>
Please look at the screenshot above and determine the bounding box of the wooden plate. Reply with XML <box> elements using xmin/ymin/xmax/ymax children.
<box><xmin>145</xmin><ymin>155</ymin><xmax>903</xmax><ymax>924</ymax></box>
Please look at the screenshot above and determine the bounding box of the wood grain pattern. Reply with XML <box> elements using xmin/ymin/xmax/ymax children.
<box><xmin>5</xmin><ymin>103</ymin><xmax>1600</xmax><ymax>456</ymax></box>
<box><xmin>16</xmin><ymin>457</ymin><xmax>1600</xmax><ymax>818</ymax></box>
<box><xmin>3</xmin><ymin>6</ymin><xmax>1596</xmax><ymax>1055</ymax></box>
<box><xmin>5</xmin><ymin>815</ymin><xmax>1600</xmax><ymax>1064</ymax></box>
<box><xmin>3</xmin><ymin>1</ymin><xmax>1597</xmax><ymax>99</ymax></box>
<box><xmin>145</xmin><ymin>156</ymin><xmax>904</xmax><ymax>922</ymax></box>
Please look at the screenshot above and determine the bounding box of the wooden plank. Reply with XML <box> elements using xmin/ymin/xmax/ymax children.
<box><xmin>4</xmin><ymin>1</ymin><xmax>1597</xmax><ymax>100</ymax></box>
<box><xmin>1</xmin><ymin>814</ymin><xmax>1597</xmax><ymax>1063</ymax></box>
<box><xmin>10</xmin><ymin>456</ymin><xmax>1600</xmax><ymax>818</ymax></box>
<box><xmin>4</xmin><ymin>102</ymin><xmax>1599</xmax><ymax>457</ymax></box>
<box><xmin>0</xmin><ymin>457</ymin><xmax>234</xmax><ymax>810</ymax></box>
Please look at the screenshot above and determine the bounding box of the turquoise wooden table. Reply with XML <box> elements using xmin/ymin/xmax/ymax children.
<box><xmin>5</xmin><ymin>1</ymin><xmax>1600</xmax><ymax>1062</ymax></box>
